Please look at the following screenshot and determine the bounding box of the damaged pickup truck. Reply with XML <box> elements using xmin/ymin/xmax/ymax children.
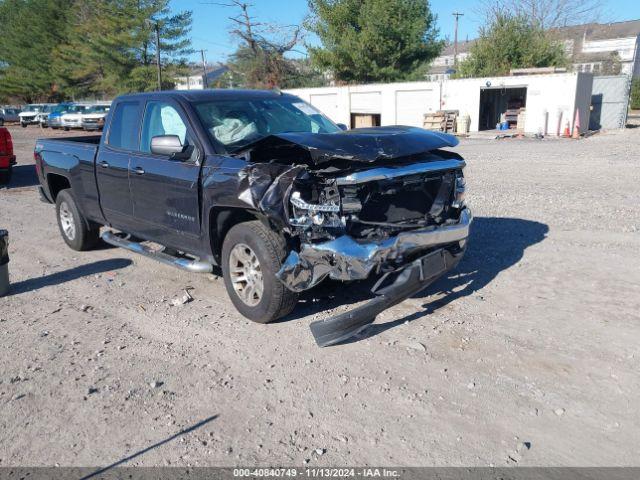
<box><xmin>35</xmin><ymin>90</ymin><xmax>471</xmax><ymax>346</ymax></box>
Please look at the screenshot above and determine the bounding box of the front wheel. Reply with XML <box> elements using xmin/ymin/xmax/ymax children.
<box><xmin>55</xmin><ymin>189</ymin><xmax>99</xmax><ymax>251</ymax></box>
<box><xmin>221</xmin><ymin>221</ymin><xmax>298</xmax><ymax>323</ymax></box>
<box><xmin>20</xmin><ymin>122</ymin><xmax>27</xmax><ymax>128</ymax></box>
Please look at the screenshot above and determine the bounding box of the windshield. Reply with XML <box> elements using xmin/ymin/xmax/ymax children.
<box><xmin>194</xmin><ymin>97</ymin><xmax>340</xmax><ymax>152</ymax></box>
<box><xmin>67</xmin><ymin>105</ymin><xmax>87</xmax><ymax>113</ymax></box>
<box><xmin>85</xmin><ymin>105</ymin><xmax>110</xmax><ymax>114</ymax></box>
<box><xmin>24</xmin><ymin>105</ymin><xmax>42</xmax><ymax>112</ymax></box>
<box><xmin>52</xmin><ymin>104</ymin><xmax>71</xmax><ymax>114</ymax></box>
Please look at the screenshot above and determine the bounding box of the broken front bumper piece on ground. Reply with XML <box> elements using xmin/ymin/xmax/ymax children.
<box><xmin>277</xmin><ymin>208</ymin><xmax>472</xmax><ymax>347</ymax></box>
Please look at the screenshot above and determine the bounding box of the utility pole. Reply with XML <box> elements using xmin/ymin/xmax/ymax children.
<box><xmin>452</xmin><ymin>12</ymin><xmax>464</xmax><ymax>68</ymax></box>
<box><xmin>200</xmin><ymin>49</ymin><xmax>208</xmax><ymax>89</ymax></box>
<box><xmin>154</xmin><ymin>22</ymin><xmax>162</xmax><ymax>91</ymax></box>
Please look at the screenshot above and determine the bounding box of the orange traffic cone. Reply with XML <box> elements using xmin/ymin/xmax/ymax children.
<box><xmin>572</xmin><ymin>109</ymin><xmax>581</xmax><ymax>139</ymax></box>
<box><xmin>562</xmin><ymin>120</ymin><xmax>570</xmax><ymax>137</ymax></box>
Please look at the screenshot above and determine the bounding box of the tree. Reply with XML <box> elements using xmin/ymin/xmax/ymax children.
<box><xmin>0</xmin><ymin>0</ymin><xmax>192</xmax><ymax>101</ymax></box>
<box><xmin>215</xmin><ymin>1</ymin><xmax>304</xmax><ymax>89</ymax></box>
<box><xmin>600</xmin><ymin>52</ymin><xmax>622</xmax><ymax>76</ymax></box>
<box><xmin>306</xmin><ymin>0</ymin><xmax>443</xmax><ymax>83</ymax></box>
<box><xmin>478</xmin><ymin>0</ymin><xmax>601</xmax><ymax>30</ymax></box>
<box><xmin>457</xmin><ymin>13</ymin><xmax>568</xmax><ymax>78</ymax></box>
<box><xmin>0</xmin><ymin>0</ymin><xmax>72</xmax><ymax>102</ymax></box>
<box><xmin>631</xmin><ymin>78</ymin><xmax>640</xmax><ymax>111</ymax></box>
<box><xmin>53</xmin><ymin>0</ymin><xmax>193</xmax><ymax>97</ymax></box>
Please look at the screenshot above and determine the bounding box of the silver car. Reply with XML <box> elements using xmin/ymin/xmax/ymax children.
<box><xmin>0</xmin><ymin>107</ymin><xmax>21</xmax><ymax>126</ymax></box>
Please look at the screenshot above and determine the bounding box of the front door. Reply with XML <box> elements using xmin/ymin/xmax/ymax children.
<box><xmin>96</xmin><ymin>100</ymin><xmax>142</xmax><ymax>229</ymax></box>
<box><xmin>128</xmin><ymin>100</ymin><xmax>202</xmax><ymax>241</ymax></box>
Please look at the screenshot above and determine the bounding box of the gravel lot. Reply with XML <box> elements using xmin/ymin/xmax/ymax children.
<box><xmin>1</xmin><ymin>125</ymin><xmax>639</xmax><ymax>467</ymax></box>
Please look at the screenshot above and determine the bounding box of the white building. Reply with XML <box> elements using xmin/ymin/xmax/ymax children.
<box><xmin>559</xmin><ymin>20</ymin><xmax>640</xmax><ymax>77</ymax></box>
<box><xmin>286</xmin><ymin>72</ymin><xmax>594</xmax><ymax>135</ymax></box>
<box><xmin>427</xmin><ymin>20</ymin><xmax>640</xmax><ymax>80</ymax></box>
<box><xmin>174</xmin><ymin>65</ymin><xmax>229</xmax><ymax>90</ymax></box>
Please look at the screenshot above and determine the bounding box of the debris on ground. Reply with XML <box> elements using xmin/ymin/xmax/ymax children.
<box><xmin>170</xmin><ymin>290</ymin><xmax>193</xmax><ymax>306</ymax></box>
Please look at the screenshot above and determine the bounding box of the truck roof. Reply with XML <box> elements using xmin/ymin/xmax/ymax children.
<box><xmin>116</xmin><ymin>89</ymin><xmax>297</xmax><ymax>103</ymax></box>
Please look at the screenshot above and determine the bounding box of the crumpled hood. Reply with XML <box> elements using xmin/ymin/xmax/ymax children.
<box><xmin>238</xmin><ymin>126</ymin><xmax>459</xmax><ymax>166</ymax></box>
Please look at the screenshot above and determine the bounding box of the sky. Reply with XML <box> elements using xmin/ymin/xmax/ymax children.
<box><xmin>175</xmin><ymin>0</ymin><xmax>640</xmax><ymax>65</ymax></box>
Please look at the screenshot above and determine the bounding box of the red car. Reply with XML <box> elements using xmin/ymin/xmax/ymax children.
<box><xmin>0</xmin><ymin>127</ymin><xmax>16</xmax><ymax>184</ymax></box>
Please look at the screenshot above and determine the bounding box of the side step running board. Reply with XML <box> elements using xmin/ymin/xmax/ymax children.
<box><xmin>101</xmin><ymin>231</ymin><xmax>213</xmax><ymax>274</ymax></box>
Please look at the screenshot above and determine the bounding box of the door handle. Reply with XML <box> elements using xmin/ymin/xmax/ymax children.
<box><xmin>133</xmin><ymin>166</ymin><xmax>145</xmax><ymax>175</ymax></box>
<box><xmin>99</xmin><ymin>161</ymin><xmax>109</xmax><ymax>168</ymax></box>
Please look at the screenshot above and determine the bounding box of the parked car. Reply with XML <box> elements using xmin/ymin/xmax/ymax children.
<box><xmin>48</xmin><ymin>103</ymin><xmax>75</xmax><ymax>129</ymax></box>
<box><xmin>35</xmin><ymin>104</ymin><xmax>55</xmax><ymax>128</ymax></box>
<box><xmin>0</xmin><ymin>127</ymin><xmax>16</xmax><ymax>184</ymax></box>
<box><xmin>19</xmin><ymin>104</ymin><xmax>51</xmax><ymax>127</ymax></box>
<box><xmin>81</xmin><ymin>104</ymin><xmax>111</xmax><ymax>131</ymax></box>
<box><xmin>60</xmin><ymin>104</ymin><xmax>90</xmax><ymax>130</ymax></box>
<box><xmin>0</xmin><ymin>107</ymin><xmax>21</xmax><ymax>126</ymax></box>
<box><xmin>34</xmin><ymin>90</ymin><xmax>471</xmax><ymax>346</ymax></box>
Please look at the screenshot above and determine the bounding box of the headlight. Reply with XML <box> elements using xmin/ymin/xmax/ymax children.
<box><xmin>452</xmin><ymin>175</ymin><xmax>466</xmax><ymax>209</ymax></box>
<box><xmin>289</xmin><ymin>191</ymin><xmax>341</xmax><ymax>229</ymax></box>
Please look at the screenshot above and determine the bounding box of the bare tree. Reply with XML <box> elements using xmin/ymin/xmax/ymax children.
<box><xmin>477</xmin><ymin>0</ymin><xmax>601</xmax><ymax>29</ymax></box>
<box><xmin>206</xmin><ymin>1</ymin><xmax>303</xmax><ymax>88</ymax></box>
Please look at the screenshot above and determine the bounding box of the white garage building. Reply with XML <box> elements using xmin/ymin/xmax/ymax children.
<box><xmin>286</xmin><ymin>72</ymin><xmax>595</xmax><ymax>136</ymax></box>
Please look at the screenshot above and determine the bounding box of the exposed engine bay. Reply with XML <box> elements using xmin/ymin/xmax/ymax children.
<box><xmin>235</xmin><ymin>126</ymin><xmax>471</xmax><ymax>294</ymax></box>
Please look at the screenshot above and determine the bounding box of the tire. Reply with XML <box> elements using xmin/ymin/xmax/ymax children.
<box><xmin>221</xmin><ymin>220</ymin><xmax>298</xmax><ymax>323</ymax></box>
<box><xmin>0</xmin><ymin>167</ymin><xmax>11</xmax><ymax>185</ymax></box>
<box><xmin>63</xmin><ymin>127</ymin><xmax>70</xmax><ymax>131</ymax></box>
<box><xmin>0</xmin><ymin>118</ymin><xmax>4</xmax><ymax>126</ymax></box>
<box><xmin>55</xmin><ymin>189</ymin><xmax>99</xmax><ymax>251</ymax></box>
<box><xmin>21</xmin><ymin>122</ymin><xmax>27</xmax><ymax>128</ymax></box>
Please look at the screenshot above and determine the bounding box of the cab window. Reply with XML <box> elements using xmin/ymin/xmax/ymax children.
<box><xmin>107</xmin><ymin>101</ymin><xmax>141</xmax><ymax>151</ymax></box>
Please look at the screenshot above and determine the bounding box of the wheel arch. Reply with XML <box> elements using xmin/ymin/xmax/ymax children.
<box><xmin>208</xmin><ymin>206</ymin><xmax>263</xmax><ymax>264</ymax></box>
<box><xmin>47</xmin><ymin>173</ymin><xmax>71</xmax><ymax>201</ymax></box>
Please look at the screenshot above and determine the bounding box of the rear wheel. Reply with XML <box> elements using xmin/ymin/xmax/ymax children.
<box><xmin>221</xmin><ymin>221</ymin><xmax>298</xmax><ymax>323</ymax></box>
<box><xmin>55</xmin><ymin>189</ymin><xmax>99</xmax><ymax>251</ymax></box>
<box><xmin>0</xmin><ymin>118</ymin><xmax>4</xmax><ymax>126</ymax></box>
<box><xmin>0</xmin><ymin>167</ymin><xmax>11</xmax><ymax>185</ymax></box>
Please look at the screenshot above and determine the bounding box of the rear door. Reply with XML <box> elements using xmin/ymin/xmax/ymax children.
<box><xmin>128</xmin><ymin>99</ymin><xmax>202</xmax><ymax>240</ymax></box>
<box><xmin>96</xmin><ymin>100</ymin><xmax>142</xmax><ymax>229</ymax></box>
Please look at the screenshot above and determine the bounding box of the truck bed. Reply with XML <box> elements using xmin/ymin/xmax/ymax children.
<box><xmin>40</xmin><ymin>135</ymin><xmax>102</xmax><ymax>145</ymax></box>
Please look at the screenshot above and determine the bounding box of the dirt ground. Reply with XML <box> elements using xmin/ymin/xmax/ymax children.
<box><xmin>1</xmin><ymin>125</ymin><xmax>639</xmax><ymax>468</ymax></box>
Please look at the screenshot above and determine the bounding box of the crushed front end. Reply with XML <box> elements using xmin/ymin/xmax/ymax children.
<box><xmin>236</xmin><ymin>128</ymin><xmax>472</xmax><ymax>346</ymax></box>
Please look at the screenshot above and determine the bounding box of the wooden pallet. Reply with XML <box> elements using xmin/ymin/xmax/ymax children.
<box><xmin>423</xmin><ymin>110</ymin><xmax>458</xmax><ymax>133</ymax></box>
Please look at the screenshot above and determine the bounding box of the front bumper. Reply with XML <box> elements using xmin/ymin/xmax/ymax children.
<box><xmin>277</xmin><ymin>207</ymin><xmax>472</xmax><ymax>292</ymax></box>
<box><xmin>310</xmin><ymin>247</ymin><xmax>464</xmax><ymax>346</ymax></box>
<box><xmin>81</xmin><ymin>121</ymin><xmax>104</xmax><ymax>130</ymax></box>
<box><xmin>61</xmin><ymin>121</ymin><xmax>82</xmax><ymax>128</ymax></box>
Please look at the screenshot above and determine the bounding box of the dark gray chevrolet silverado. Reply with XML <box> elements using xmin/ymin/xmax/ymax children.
<box><xmin>35</xmin><ymin>89</ymin><xmax>471</xmax><ymax>346</ymax></box>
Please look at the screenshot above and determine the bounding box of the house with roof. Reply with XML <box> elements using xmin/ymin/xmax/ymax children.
<box><xmin>427</xmin><ymin>20</ymin><xmax>640</xmax><ymax>80</ymax></box>
<box><xmin>174</xmin><ymin>64</ymin><xmax>230</xmax><ymax>90</ymax></box>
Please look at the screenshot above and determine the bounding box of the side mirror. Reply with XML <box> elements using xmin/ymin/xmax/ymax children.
<box><xmin>337</xmin><ymin>123</ymin><xmax>348</xmax><ymax>131</ymax></box>
<box><xmin>151</xmin><ymin>135</ymin><xmax>194</xmax><ymax>160</ymax></box>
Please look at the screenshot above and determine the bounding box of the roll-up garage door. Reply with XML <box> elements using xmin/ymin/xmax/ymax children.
<box><xmin>309</xmin><ymin>93</ymin><xmax>340</xmax><ymax>122</ymax></box>
<box><xmin>395</xmin><ymin>89</ymin><xmax>438</xmax><ymax>127</ymax></box>
<box><xmin>350</xmin><ymin>91</ymin><xmax>381</xmax><ymax>114</ymax></box>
